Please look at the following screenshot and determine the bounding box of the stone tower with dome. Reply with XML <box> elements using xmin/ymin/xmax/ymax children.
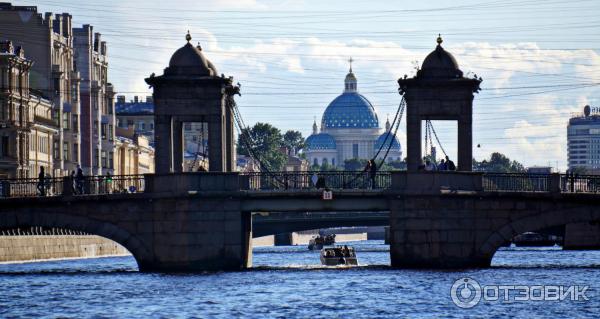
<box><xmin>145</xmin><ymin>31</ymin><xmax>239</xmax><ymax>173</ymax></box>
<box><xmin>305</xmin><ymin>61</ymin><xmax>402</xmax><ymax>167</ymax></box>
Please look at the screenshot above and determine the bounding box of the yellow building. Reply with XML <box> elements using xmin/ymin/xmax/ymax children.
<box><xmin>113</xmin><ymin>127</ymin><xmax>154</xmax><ymax>176</ymax></box>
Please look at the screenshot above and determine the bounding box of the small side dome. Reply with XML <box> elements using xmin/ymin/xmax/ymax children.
<box><xmin>420</xmin><ymin>35</ymin><xmax>462</xmax><ymax>79</ymax></box>
<box><xmin>306</xmin><ymin>133</ymin><xmax>337</xmax><ymax>151</ymax></box>
<box><xmin>374</xmin><ymin>132</ymin><xmax>401</xmax><ymax>152</ymax></box>
<box><xmin>166</xmin><ymin>32</ymin><xmax>217</xmax><ymax>76</ymax></box>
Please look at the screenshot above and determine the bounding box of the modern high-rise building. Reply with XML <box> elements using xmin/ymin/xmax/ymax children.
<box><xmin>0</xmin><ymin>3</ymin><xmax>80</xmax><ymax>176</ymax></box>
<box><xmin>73</xmin><ymin>25</ymin><xmax>115</xmax><ymax>175</ymax></box>
<box><xmin>567</xmin><ymin>105</ymin><xmax>600</xmax><ymax>173</ymax></box>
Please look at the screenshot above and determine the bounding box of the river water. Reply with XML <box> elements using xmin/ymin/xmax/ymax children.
<box><xmin>0</xmin><ymin>240</ymin><xmax>598</xmax><ymax>318</ymax></box>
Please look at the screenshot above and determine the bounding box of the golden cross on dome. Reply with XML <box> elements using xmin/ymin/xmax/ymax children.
<box><xmin>186</xmin><ymin>30</ymin><xmax>192</xmax><ymax>43</ymax></box>
<box><xmin>348</xmin><ymin>57</ymin><xmax>354</xmax><ymax>72</ymax></box>
<box><xmin>437</xmin><ymin>34</ymin><xmax>443</xmax><ymax>46</ymax></box>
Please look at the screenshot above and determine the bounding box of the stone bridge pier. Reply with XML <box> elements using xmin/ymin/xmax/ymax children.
<box><xmin>388</xmin><ymin>173</ymin><xmax>600</xmax><ymax>268</ymax></box>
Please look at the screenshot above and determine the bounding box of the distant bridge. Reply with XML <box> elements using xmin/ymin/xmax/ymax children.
<box><xmin>1</xmin><ymin>171</ymin><xmax>599</xmax><ymax>271</ymax></box>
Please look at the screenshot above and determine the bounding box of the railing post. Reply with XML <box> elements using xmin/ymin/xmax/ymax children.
<box><xmin>62</xmin><ymin>177</ymin><xmax>73</xmax><ymax>196</ymax></box>
<box><xmin>549</xmin><ymin>173</ymin><xmax>561</xmax><ymax>193</ymax></box>
<box><xmin>143</xmin><ymin>174</ymin><xmax>155</xmax><ymax>193</ymax></box>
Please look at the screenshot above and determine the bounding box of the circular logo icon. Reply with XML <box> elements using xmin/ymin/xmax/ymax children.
<box><xmin>451</xmin><ymin>277</ymin><xmax>482</xmax><ymax>308</ymax></box>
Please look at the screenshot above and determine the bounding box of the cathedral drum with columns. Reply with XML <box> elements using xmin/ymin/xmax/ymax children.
<box><xmin>305</xmin><ymin>63</ymin><xmax>402</xmax><ymax>167</ymax></box>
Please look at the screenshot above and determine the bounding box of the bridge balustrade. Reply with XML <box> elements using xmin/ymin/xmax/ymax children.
<box><xmin>2</xmin><ymin>172</ymin><xmax>600</xmax><ymax>199</ymax></box>
<box><xmin>0</xmin><ymin>175</ymin><xmax>145</xmax><ymax>198</ymax></box>
<box><xmin>242</xmin><ymin>171</ymin><xmax>391</xmax><ymax>190</ymax></box>
<box><xmin>482</xmin><ymin>173</ymin><xmax>551</xmax><ymax>192</ymax></box>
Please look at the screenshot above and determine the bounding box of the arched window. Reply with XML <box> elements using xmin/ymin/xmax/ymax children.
<box><xmin>332</xmin><ymin>158</ymin><xmax>335</xmax><ymax>166</ymax></box>
<box><xmin>322</xmin><ymin>158</ymin><xmax>328</xmax><ymax>166</ymax></box>
<box><xmin>313</xmin><ymin>158</ymin><xmax>318</xmax><ymax>166</ymax></box>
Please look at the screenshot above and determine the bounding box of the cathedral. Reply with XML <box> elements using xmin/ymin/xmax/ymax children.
<box><xmin>305</xmin><ymin>63</ymin><xmax>402</xmax><ymax>167</ymax></box>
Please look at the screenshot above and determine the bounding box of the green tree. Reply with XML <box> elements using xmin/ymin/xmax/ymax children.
<box><xmin>283</xmin><ymin>130</ymin><xmax>305</xmax><ymax>154</ymax></box>
<box><xmin>473</xmin><ymin>152</ymin><xmax>526</xmax><ymax>173</ymax></box>
<box><xmin>344</xmin><ymin>158</ymin><xmax>369</xmax><ymax>171</ymax></box>
<box><xmin>237</xmin><ymin>122</ymin><xmax>287</xmax><ymax>171</ymax></box>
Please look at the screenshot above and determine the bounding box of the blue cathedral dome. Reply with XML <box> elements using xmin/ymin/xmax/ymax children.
<box><xmin>306</xmin><ymin>133</ymin><xmax>337</xmax><ymax>150</ymax></box>
<box><xmin>374</xmin><ymin>132</ymin><xmax>401</xmax><ymax>151</ymax></box>
<box><xmin>321</xmin><ymin>68</ymin><xmax>379</xmax><ymax>129</ymax></box>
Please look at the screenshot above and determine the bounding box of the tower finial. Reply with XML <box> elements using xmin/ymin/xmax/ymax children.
<box><xmin>436</xmin><ymin>33</ymin><xmax>443</xmax><ymax>46</ymax></box>
<box><xmin>186</xmin><ymin>30</ymin><xmax>192</xmax><ymax>43</ymax></box>
<box><xmin>348</xmin><ymin>57</ymin><xmax>354</xmax><ymax>73</ymax></box>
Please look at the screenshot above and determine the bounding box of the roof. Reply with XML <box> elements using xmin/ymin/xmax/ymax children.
<box><xmin>322</xmin><ymin>92</ymin><xmax>379</xmax><ymax>129</ymax></box>
<box><xmin>374</xmin><ymin>132</ymin><xmax>402</xmax><ymax>151</ymax></box>
<box><xmin>115</xmin><ymin>102</ymin><xmax>154</xmax><ymax>115</ymax></box>
<box><xmin>306</xmin><ymin>133</ymin><xmax>337</xmax><ymax>151</ymax></box>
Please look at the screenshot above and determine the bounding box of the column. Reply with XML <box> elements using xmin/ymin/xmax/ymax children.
<box><xmin>208</xmin><ymin>114</ymin><xmax>225</xmax><ymax>172</ymax></box>
<box><xmin>457</xmin><ymin>116</ymin><xmax>472</xmax><ymax>171</ymax></box>
<box><xmin>406</xmin><ymin>112</ymin><xmax>422</xmax><ymax>172</ymax></box>
<box><xmin>225</xmin><ymin>106</ymin><xmax>235</xmax><ymax>172</ymax></box>
<box><xmin>172</xmin><ymin>120</ymin><xmax>183</xmax><ymax>173</ymax></box>
<box><xmin>154</xmin><ymin>115</ymin><xmax>172</xmax><ymax>174</ymax></box>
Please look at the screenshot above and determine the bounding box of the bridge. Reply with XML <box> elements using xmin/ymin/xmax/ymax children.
<box><xmin>1</xmin><ymin>171</ymin><xmax>600</xmax><ymax>271</ymax></box>
<box><xmin>2</xmin><ymin>34</ymin><xmax>599</xmax><ymax>272</ymax></box>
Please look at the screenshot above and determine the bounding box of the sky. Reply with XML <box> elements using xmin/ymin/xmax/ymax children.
<box><xmin>16</xmin><ymin>0</ymin><xmax>600</xmax><ymax>170</ymax></box>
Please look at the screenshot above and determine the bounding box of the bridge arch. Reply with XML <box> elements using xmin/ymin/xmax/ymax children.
<box><xmin>478</xmin><ymin>206</ymin><xmax>600</xmax><ymax>262</ymax></box>
<box><xmin>0</xmin><ymin>210</ymin><xmax>152</xmax><ymax>269</ymax></box>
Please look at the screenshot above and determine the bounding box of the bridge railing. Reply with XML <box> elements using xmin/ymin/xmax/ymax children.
<box><xmin>0</xmin><ymin>177</ymin><xmax>64</xmax><ymax>197</ymax></box>
<box><xmin>0</xmin><ymin>175</ymin><xmax>145</xmax><ymax>198</ymax></box>
<box><xmin>242</xmin><ymin>171</ymin><xmax>392</xmax><ymax>190</ymax></box>
<box><xmin>482</xmin><ymin>173</ymin><xmax>551</xmax><ymax>192</ymax></box>
<box><xmin>560</xmin><ymin>174</ymin><xmax>600</xmax><ymax>193</ymax></box>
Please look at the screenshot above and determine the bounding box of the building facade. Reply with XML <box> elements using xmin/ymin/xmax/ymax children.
<box><xmin>0</xmin><ymin>3</ymin><xmax>81</xmax><ymax>177</ymax></box>
<box><xmin>113</xmin><ymin>126</ymin><xmax>154</xmax><ymax>176</ymax></box>
<box><xmin>305</xmin><ymin>66</ymin><xmax>402</xmax><ymax>167</ymax></box>
<box><xmin>73</xmin><ymin>25</ymin><xmax>115</xmax><ymax>175</ymax></box>
<box><xmin>567</xmin><ymin>105</ymin><xmax>600</xmax><ymax>173</ymax></box>
<box><xmin>0</xmin><ymin>41</ymin><xmax>58</xmax><ymax>178</ymax></box>
<box><xmin>115</xmin><ymin>95</ymin><xmax>208</xmax><ymax>171</ymax></box>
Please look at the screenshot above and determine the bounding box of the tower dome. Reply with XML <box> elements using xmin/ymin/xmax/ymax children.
<box><xmin>322</xmin><ymin>63</ymin><xmax>379</xmax><ymax>129</ymax></box>
<box><xmin>420</xmin><ymin>35</ymin><xmax>462</xmax><ymax>79</ymax></box>
<box><xmin>374</xmin><ymin>132</ymin><xmax>401</xmax><ymax>152</ymax></box>
<box><xmin>306</xmin><ymin>133</ymin><xmax>337</xmax><ymax>151</ymax></box>
<box><xmin>166</xmin><ymin>31</ymin><xmax>218</xmax><ymax>76</ymax></box>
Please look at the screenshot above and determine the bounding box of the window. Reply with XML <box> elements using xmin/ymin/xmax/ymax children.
<box><xmin>72</xmin><ymin>116</ymin><xmax>78</xmax><ymax>131</ymax></box>
<box><xmin>53</xmin><ymin>139</ymin><xmax>59</xmax><ymax>159</ymax></box>
<box><xmin>332</xmin><ymin>158</ymin><xmax>335</xmax><ymax>166</ymax></box>
<box><xmin>108</xmin><ymin>125</ymin><xmax>113</xmax><ymax>141</ymax></box>
<box><xmin>184</xmin><ymin>123</ymin><xmax>191</xmax><ymax>131</ymax></box>
<box><xmin>109</xmin><ymin>152</ymin><xmax>114</xmax><ymax>169</ymax></box>
<box><xmin>313</xmin><ymin>158</ymin><xmax>318</xmax><ymax>166</ymax></box>
<box><xmin>1</xmin><ymin>136</ymin><xmax>9</xmax><ymax>157</ymax></box>
<box><xmin>353</xmin><ymin>144</ymin><xmax>359</xmax><ymax>158</ymax></box>
<box><xmin>93</xmin><ymin>149</ymin><xmax>99</xmax><ymax>167</ymax></box>
<box><xmin>101</xmin><ymin>151</ymin><xmax>107</xmax><ymax>168</ymax></box>
<box><xmin>73</xmin><ymin>143</ymin><xmax>79</xmax><ymax>161</ymax></box>
<box><xmin>63</xmin><ymin>112</ymin><xmax>70</xmax><ymax>129</ymax></box>
<box><xmin>150</xmin><ymin>122</ymin><xmax>154</xmax><ymax>130</ymax></box>
<box><xmin>101</xmin><ymin>124</ymin><xmax>107</xmax><ymax>139</ymax></box>
<box><xmin>63</xmin><ymin>142</ymin><xmax>69</xmax><ymax>161</ymax></box>
<box><xmin>140</xmin><ymin>122</ymin><xmax>145</xmax><ymax>130</ymax></box>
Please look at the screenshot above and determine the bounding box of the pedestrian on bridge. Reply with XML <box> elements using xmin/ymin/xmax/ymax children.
<box><xmin>364</xmin><ymin>159</ymin><xmax>378</xmax><ymax>189</ymax></box>
<box><xmin>76</xmin><ymin>165</ymin><xmax>85</xmax><ymax>194</ymax></box>
<box><xmin>445</xmin><ymin>156</ymin><xmax>456</xmax><ymax>171</ymax></box>
<box><xmin>37</xmin><ymin>166</ymin><xmax>46</xmax><ymax>196</ymax></box>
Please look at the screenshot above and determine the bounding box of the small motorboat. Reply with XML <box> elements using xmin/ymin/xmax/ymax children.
<box><xmin>308</xmin><ymin>234</ymin><xmax>336</xmax><ymax>250</ymax></box>
<box><xmin>320</xmin><ymin>246</ymin><xmax>358</xmax><ymax>266</ymax></box>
